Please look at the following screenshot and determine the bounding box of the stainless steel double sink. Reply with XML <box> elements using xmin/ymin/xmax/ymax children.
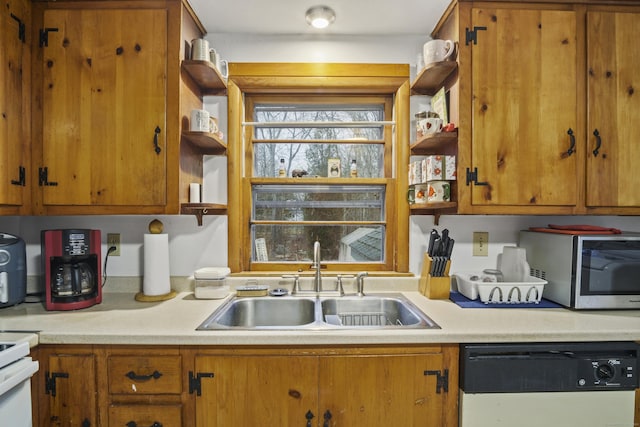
<box><xmin>197</xmin><ymin>293</ymin><xmax>440</xmax><ymax>330</ymax></box>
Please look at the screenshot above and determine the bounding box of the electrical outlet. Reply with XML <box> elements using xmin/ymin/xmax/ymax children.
<box><xmin>107</xmin><ymin>233</ymin><xmax>120</xmax><ymax>256</ymax></box>
<box><xmin>473</xmin><ymin>232</ymin><xmax>489</xmax><ymax>256</ymax></box>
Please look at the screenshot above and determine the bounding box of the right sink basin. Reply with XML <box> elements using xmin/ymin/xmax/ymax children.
<box><xmin>320</xmin><ymin>294</ymin><xmax>440</xmax><ymax>329</ymax></box>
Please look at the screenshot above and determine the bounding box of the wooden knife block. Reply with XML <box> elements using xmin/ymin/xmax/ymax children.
<box><xmin>419</xmin><ymin>254</ymin><xmax>451</xmax><ymax>299</ymax></box>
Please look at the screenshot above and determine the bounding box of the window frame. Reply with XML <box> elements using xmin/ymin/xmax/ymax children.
<box><xmin>226</xmin><ymin>63</ymin><xmax>411</xmax><ymax>274</ymax></box>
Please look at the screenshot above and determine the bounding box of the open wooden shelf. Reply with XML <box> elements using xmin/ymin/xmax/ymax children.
<box><xmin>180</xmin><ymin>203</ymin><xmax>227</xmax><ymax>226</ymax></box>
<box><xmin>181</xmin><ymin>60</ymin><xmax>227</xmax><ymax>95</ymax></box>
<box><xmin>410</xmin><ymin>131</ymin><xmax>457</xmax><ymax>154</ymax></box>
<box><xmin>411</xmin><ymin>61</ymin><xmax>458</xmax><ymax>95</ymax></box>
<box><xmin>182</xmin><ymin>131</ymin><xmax>227</xmax><ymax>154</ymax></box>
<box><xmin>409</xmin><ymin>201</ymin><xmax>458</xmax><ymax>224</ymax></box>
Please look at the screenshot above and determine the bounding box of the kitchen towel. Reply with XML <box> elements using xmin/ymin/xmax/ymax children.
<box><xmin>142</xmin><ymin>233</ymin><xmax>171</xmax><ymax>296</ymax></box>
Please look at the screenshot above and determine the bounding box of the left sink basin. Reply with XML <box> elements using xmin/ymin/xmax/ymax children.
<box><xmin>197</xmin><ymin>296</ymin><xmax>317</xmax><ymax>330</ymax></box>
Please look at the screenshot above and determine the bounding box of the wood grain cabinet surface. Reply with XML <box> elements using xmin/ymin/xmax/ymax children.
<box><xmin>28</xmin><ymin>0</ymin><xmax>211</xmax><ymax>216</ymax></box>
<box><xmin>34</xmin><ymin>344</ymin><xmax>459</xmax><ymax>427</ymax></box>
<box><xmin>0</xmin><ymin>0</ymin><xmax>30</xmax><ymax>214</ymax></box>
<box><xmin>439</xmin><ymin>0</ymin><xmax>640</xmax><ymax>215</ymax></box>
<box><xmin>36</xmin><ymin>346</ymin><xmax>98</xmax><ymax>427</ymax></box>
<box><xmin>189</xmin><ymin>345</ymin><xmax>459</xmax><ymax>427</ymax></box>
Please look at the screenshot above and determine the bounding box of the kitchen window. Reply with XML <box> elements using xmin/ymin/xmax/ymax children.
<box><xmin>227</xmin><ymin>63</ymin><xmax>410</xmax><ymax>273</ymax></box>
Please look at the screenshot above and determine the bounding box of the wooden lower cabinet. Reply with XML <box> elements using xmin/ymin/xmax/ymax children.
<box><xmin>35</xmin><ymin>344</ymin><xmax>458</xmax><ymax>427</ymax></box>
<box><xmin>187</xmin><ymin>345</ymin><xmax>459</xmax><ymax>427</ymax></box>
<box><xmin>36</xmin><ymin>346</ymin><xmax>98</xmax><ymax>427</ymax></box>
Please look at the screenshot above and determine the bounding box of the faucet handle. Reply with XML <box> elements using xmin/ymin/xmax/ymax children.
<box><xmin>335</xmin><ymin>274</ymin><xmax>354</xmax><ymax>296</ymax></box>
<box><xmin>282</xmin><ymin>274</ymin><xmax>300</xmax><ymax>294</ymax></box>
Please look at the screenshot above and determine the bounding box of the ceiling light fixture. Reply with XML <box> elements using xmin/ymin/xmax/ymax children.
<box><xmin>305</xmin><ymin>6</ymin><xmax>336</xmax><ymax>29</ymax></box>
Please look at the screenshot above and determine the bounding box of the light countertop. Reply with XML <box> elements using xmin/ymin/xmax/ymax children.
<box><xmin>0</xmin><ymin>277</ymin><xmax>639</xmax><ymax>346</ymax></box>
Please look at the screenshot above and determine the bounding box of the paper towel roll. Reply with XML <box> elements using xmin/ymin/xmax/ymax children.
<box><xmin>143</xmin><ymin>234</ymin><xmax>171</xmax><ymax>296</ymax></box>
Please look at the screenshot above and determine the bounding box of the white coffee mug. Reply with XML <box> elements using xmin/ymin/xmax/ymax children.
<box><xmin>209</xmin><ymin>116</ymin><xmax>219</xmax><ymax>134</ymax></box>
<box><xmin>218</xmin><ymin>59</ymin><xmax>229</xmax><ymax>79</ymax></box>
<box><xmin>418</xmin><ymin>117</ymin><xmax>443</xmax><ymax>135</ymax></box>
<box><xmin>190</xmin><ymin>109</ymin><xmax>210</xmax><ymax>132</ymax></box>
<box><xmin>191</xmin><ymin>38</ymin><xmax>210</xmax><ymax>61</ymax></box>
<box><xmin>189</xmin><ymin>183</ymin><xmax>201</xmax><ymax>203</ymax></box>
<box><xmin>423</xmin><ymin>39</ymin><xmax>455</xmax><ymax>65</ymax></box>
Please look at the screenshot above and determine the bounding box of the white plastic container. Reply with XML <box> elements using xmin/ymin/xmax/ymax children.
<box><xmin>194</xmin><ymin>267</ymin><xmax>231</xmax><ymax>299</ymax></box>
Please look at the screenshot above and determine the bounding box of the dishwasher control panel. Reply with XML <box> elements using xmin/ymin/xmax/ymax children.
<box><xmin>577</xmin><ymin>356</ymin><xmax>636</xmax><ymax>389</ymax></box>
<box><xmin>460</xmin><ymin>342</ymin><xmax>639</xmax><ymax>393</ymax></box>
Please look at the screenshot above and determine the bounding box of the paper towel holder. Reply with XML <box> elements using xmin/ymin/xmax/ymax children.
<box><xmin>135</xmin><ymin>219</ymin><xmax>178</xmax><ymax>302</ymax></box>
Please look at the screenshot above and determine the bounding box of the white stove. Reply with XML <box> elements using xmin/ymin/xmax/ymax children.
<box><xmin>0</xmin><ymin>339</ymin><xmax>39</xmax><ymax>426</ymax></box>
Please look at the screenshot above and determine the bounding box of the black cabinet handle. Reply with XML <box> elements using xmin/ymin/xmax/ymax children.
<box><xmin>305</xmin><ymin>410</ymin><xmax>315</xmax><ymax>427</ymax></box>
<box><xmin>323</xmin><ymin>410</ymin><xmax>333</xmax><ymax>427</ymax></box>
<box><xmin>126</xmin><ymin>422</ymin><xmax>163</xmax><ymax>427</ymax></box>
<box><xmin>153</xmin><ymin>126</ymin><xmax>162</xmax><ymax>155</ymax></box>
<box><xmin>565</xmin><ymin>128</ymin><xmax>576</xmax><ymax>157</ymax></box>
<box><xmin>592</xmin><ymin>129</ymin><xmax>602</xmax><ymax>157</ymax></box>
<box><xmin>125</xmin><ymin>370</ymin><xmax>162</xmax><ymax>381</ymax></box>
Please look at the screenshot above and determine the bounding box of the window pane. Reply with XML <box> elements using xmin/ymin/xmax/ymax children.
<box><xmin>252</xmin><ymin>185</ymin><xmax>385</xmax><ymax>222</ymax></box>
<box><xmin>253</xmin><ymin>143</ymin><xmax>384</xmax><ymax>178</ymax></box>
<box><xmin>252</xmin><ymin>224</ymin><xmax>385</xmax><ymax>263</ymax></box>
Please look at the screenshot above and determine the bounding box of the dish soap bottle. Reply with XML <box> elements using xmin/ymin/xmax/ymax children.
<box><xmin>278</xmin><ymin>158</ymin><xmax>286</xmax><ymax>177</ymax></box>
<box><xmin>350</xmin><ymin>159</ymin><xmax>357</xmax><ymax>177</ymax></box>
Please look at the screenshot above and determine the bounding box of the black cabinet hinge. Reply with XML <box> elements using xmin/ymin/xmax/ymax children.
<box><xmin>45</xmin><ymin>371</ymin><xmax>69</xmax><ymax>397</ymax></box>
<box><xmin>10</xmin><ymin>14</ymin><xmax>26</xmax><ymax>43</ymax></box>
<box><xmin>188</xmin><ymin>371</ymin><xmax>214</xmax><ymax>396</ymax></box>
<box><xmin>465</xmin><ymin>26</ymin><xmax>487</xmax><ymax>45</ymax></box>
<box><xmin>424</xmin><ymin>369</ymin><xmax>449</xmax><ymax>394</ymax></box>
<box><xmin>38</xmin><ymin>167</ymin><xmax>58</xmax><ymax>186</ymax></box>
<box><xmin>11</xmin><ymin>166</ymin><xmax>26</xmax><ymax>186</ymax></box>
<box><xmin>466</xmin><ymin>167</ymin><xmax>488</xmax><ymax>186</ymax></box>
<box><xmin>39</xmin><ymin>27</ymin><xmax>59</xmax><ymax>47</ymax></box>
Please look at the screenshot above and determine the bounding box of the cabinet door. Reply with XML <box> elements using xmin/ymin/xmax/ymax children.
<box><xmin>194</xmin><ymin>355</ymin><xmax>319</xmax><ymax>427</ymax></box>
<box><xmin>318</xmin><ymin>353</ymin><xmax>452</xmax><ymax>427</ymax></box>
<box><xmin>470</xmin><ymin>7</ymin><xmax>578</xmax><ymax>207</ymax></box>
<box><xmin>46</xmin><ymin>354</ymin><xmax>97</xmax><ymax>427</ymax></box>
<box><xmin>0</xmin><ymin>0</ymin><xmax>28</xmax><ymax>206</ymax></box>
<box><xmin>586</xmin><ymin>11</ymin><xmax>640</xmax><ymax>207</ymax></box>
<box><xmin>41</xmin><ymin>8</ymin><xmax>167</xmax><ymax>207</ymax></box>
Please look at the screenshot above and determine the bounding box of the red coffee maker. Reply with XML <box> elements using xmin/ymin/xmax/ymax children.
<box><xmin>41</xmin><ymin>229</ymin><xmax>102</xmax><ymax>311</ymax></box>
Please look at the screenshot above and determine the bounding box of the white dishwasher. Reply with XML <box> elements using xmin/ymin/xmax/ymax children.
<box><xmin>0</xmin><ymin>340</ymin><xmax>39</xmax><ymax>427</ymax></box>
<box><xmin>459</xmin><ymin>342</ymin><xmax>638</xmax><ymax>427</ymax></box>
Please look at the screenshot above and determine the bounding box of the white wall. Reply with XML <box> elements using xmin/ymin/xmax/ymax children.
<box><xmin>3</xmin><ymin>32</ymin><xmax>640</xmax><ymax>286</ymax></box>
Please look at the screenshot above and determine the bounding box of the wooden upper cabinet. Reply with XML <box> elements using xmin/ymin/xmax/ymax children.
<box><xmin>585</xmin><ymin>10</ymin><xmax>640</xmax><ymax>208</ymax></box>
<box><xmin>468</xmin><ymin>7</ymin><xmax>578</xmax><ymax>208</ymax></box>
<box><xmin>0</xmin><ymin>0</ymin><xmax>30</xmax><ymax>211</ymax></box>
<box><xmin>39</xmin><ymin>7</ymin><xmax>168</xmax><ymax>208</ymax></box>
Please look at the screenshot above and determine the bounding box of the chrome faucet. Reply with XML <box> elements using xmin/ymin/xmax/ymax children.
<box><xmin>312</xmin><ymin>240</ymin><xmax>322</xmax><ymax>292</ymax></box>
<box><xmin>355</xmin><ymin>271</ymin><xmax>369</xmax><ymax>297</ymax></box>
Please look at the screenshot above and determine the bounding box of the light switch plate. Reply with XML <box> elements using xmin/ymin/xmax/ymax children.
<box><xmin>473</xmin><ymin>232</ymin><xmax>489</xmax><ymax>256</ymax></box>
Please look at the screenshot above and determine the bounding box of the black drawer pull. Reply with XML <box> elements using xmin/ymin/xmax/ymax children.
<box><xmin>125</xmin><ymin>370</ymin><xmax>163</xmax><ymax>381</ymax></box>
<box><xmin>126</xmin><ymin>422</ymin><xmax>163</xmax><ymax>427</ymax></box>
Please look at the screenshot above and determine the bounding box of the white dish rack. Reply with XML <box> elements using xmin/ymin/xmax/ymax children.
<box><xmin>454</xmin><ymin>272</ymin><xmax>547</xmax><ymax>304</ymax></box>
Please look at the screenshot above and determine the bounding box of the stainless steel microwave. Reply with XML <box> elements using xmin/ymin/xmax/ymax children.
<box><xmin>519</xmin><ymin>230</ymin><xmax>640</xmax><ymax>309</ymax></box>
